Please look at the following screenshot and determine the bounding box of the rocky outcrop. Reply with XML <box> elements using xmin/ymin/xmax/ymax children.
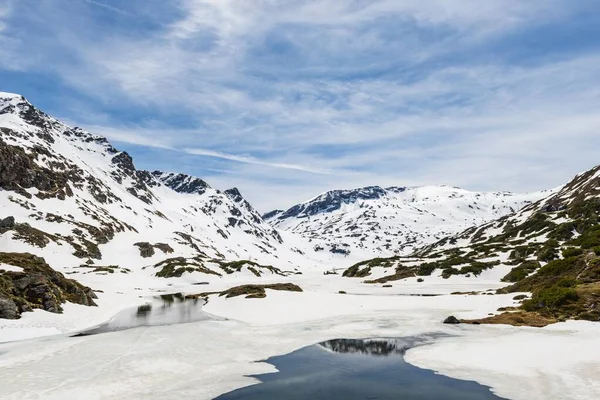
<box><xmin>134</xmin><ymin>242</ymin><xmax>175</xmax><ymax>258</ymax></box>
<box><xmin>134</xmin><ymin>242</ymin><xmax>155</xmax><ymax>258</ymax></box>
<box><xmin>0</xmin><ymin>252</ymin><xmax>97</xmax><ymax>319</ymax></box>
<box><xmin>0</xmin><ymin>216</ymin><xmax>15</xmax><ymax>229</ymax></box>
<box><xmin>0</xmin><ymin>137</ymin><xmax>76</xmax><ymax>200</ymax></box>
<box><xmin>190</xmin><ymin>283</ymin><xmax>303</xmax><ymax>299</ymax></box>
<box><xmin>443</xmin><ymin>315</ymin><xmax>461</xmax><ymax>324</ymax></box>
<box><xmin>152</xmin><ymin>171</ymin><xmax>209</xmax><ymax>195</ymax></box>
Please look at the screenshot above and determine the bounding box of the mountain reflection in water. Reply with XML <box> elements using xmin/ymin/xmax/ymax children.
<box><xmin>216</xmin><ymin>337</ymin><xmax>506</xmax><ymax>400</ymax></box>
<box><xmin>319</xmin><ymin>338</ymin><xmax>409</xmax><ymax>356</ymax></box>
<box><xmin>73</xmin><ymin>293</ymin><xmax>215</xmax><ymax>336</ymax></box>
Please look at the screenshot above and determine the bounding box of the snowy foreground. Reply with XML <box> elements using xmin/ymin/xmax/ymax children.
<box><xmin>1</xmin><ymin>271</ymin><xmax>599</xmax><ymax>400</ymax></box>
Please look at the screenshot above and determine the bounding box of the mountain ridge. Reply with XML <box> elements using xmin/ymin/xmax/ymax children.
<box><xmin>265</xmin><ymin>184</ymin><xmax>552</xmax><ymax>257</ymax></box>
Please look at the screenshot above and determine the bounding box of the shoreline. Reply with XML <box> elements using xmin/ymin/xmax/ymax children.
<box><xmin>0</xmin><ymin>275</ymin><xmax>599</xmax><ymax>399</ymax></box>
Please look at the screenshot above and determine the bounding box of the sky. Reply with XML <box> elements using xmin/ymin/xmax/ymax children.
<box><xmin>1</xmin><ymin>0</ymin><xmax>600</xmax><ymax>212</ymax></box>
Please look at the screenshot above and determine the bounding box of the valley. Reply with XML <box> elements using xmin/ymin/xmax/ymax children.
<box><xmin>0</xmin><ymin>93</ymin><xmax>599</xmax><ymax>400</ymax></box>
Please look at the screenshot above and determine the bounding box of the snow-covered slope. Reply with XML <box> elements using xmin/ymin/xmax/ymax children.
<box><xmin>339</xmin><ymin>164</ymin><xmax>600</xmax><ymax>324</ymax></box>
<box><xmin>265</xmin><ymin>185</ymin><xmax>550</xmax><ymax>258</ymax></box>
<box><xmin>0</xmin><ymin>92</ymin><xmax>319</xmax><ymax>308</ymax></box>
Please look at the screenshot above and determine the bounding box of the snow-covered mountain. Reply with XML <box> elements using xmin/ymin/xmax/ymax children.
<box><xmin>340</xmin><ymin>165</ymin><xmax>600</xmax><ymax>324</ymax></box>
<box><xmin>264</xmin><ymin>185</ymin><xmax>550</xmax><ymax>258</ymax></box>
<box><xmin>0</xmin><ymin>92</ymin><xmax>327</xmax><ymax>319</ymax></box>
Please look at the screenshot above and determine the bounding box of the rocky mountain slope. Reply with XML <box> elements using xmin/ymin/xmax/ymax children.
<box><xmin>0</xmin><ymin>92</ymin><xmax>317</xmax><ymax>318</ymax></box>
<box><xmin>265</xmin><ymin>185</ymin><xmax>549</xmax><ymax>258</ymax></box>
<box><xmin>341</xmin><ymin>165</ymin><xmax>600</xmax><ymax>325</ymax></box>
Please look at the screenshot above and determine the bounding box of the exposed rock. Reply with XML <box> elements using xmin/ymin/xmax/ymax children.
<box><xmin>274</xmin><ymin>186</ymin><xmax>390</xmax><ymax>219</ymax></box>
<box><xmin>0</xmin><ymin>137</ymin><xmax>76</xmax><ymax>200</ymax></box>
<box><xmin>443</xmin><ymin>315</ymin><xmax>461</xmax><ymax>324</ymax></box>
<box><xmin>134</xmin><ymin>242</ymin><xmax>155</xmax><ymax>258</ymax></box>
<box><xmin>153</xmin><ymin>256</ymin><xmax>221</xmax><ymax>278</ymax></box>
<box><xmin>190</xmin><ymin>283</ymin><xmax>303</xmax><ymax>299</ymax></box>
<box><xmin>153</xmin><ymin>171</ymin><xmax>209</xmax><ymax>195</ymax></box>
<box><xmin>154</xmin><ymin>243</ymin><xmax>174</xmax><ymax>254</ymax></box>
<box><xmin>0</xmin><ymin>216</ymin><xmax>15</xmax><ymax>229</ymax></box>
<box><xmin>0</xmin><ymin>252</ymin><xmax>97</xmax><ymax>319</ymax></box>
<box><xmin>0</xmin><ymin>295</ymin><xmax>19</xmax><ymax>319</ymax></box>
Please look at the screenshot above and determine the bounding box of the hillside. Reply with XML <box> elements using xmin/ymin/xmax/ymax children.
<box><xmin>0</xmin><ymin>92</ymin><xmax>318</xmax><ymax>319</ymax></box>
<box><xmin>265</xmin><ymin>185</ymin><xmax>549</xmax><ymax>258</ymax></box>
<box><xmin>341</xmin><ymin>165</ymin><xmax>600</xmax><ymax>325</ymax></box>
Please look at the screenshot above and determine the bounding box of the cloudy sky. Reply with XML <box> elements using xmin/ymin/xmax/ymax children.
<box><xmin>1</xmin><ymin>0</ymin><xmax>599</xmax><ymax>212</ymax></box>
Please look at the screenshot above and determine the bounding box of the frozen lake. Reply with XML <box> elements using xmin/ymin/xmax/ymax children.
<box><xmin>217</xmin><ymin>337</ymin><xmax>504</xmax><ymax>400</ymax></box>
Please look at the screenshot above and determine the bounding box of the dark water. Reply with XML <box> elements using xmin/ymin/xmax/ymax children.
<box><xmin>73</xmin><ymin>293</ymin><xmax>215</xmax><ymax>336</ymax></box>
<box><xmin>216</xmin><ymin>337</ymin><xmax>506</xmax><ymax>400</ymax></box>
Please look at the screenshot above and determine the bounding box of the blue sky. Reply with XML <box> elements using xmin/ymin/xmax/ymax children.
<box><xmin>1</xmin><ymin>0</ymin><xmax>600</xmax><ymax>211</ymax></box>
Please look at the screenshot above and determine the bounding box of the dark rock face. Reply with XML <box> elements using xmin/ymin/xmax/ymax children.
<box><xmin>111</xmin><ymin>152</ymin><xmax>156</xmax><ymax>205</ymax></box>
<box><xmin>276</xmin><ymin>186</ymin><xmax>390</xmax><ymax>220</ymax></box>
<box><xmin>224</xmin><ymin>188</ymin><xmax>244</xmax><ymax>203</ymax></box>
<box><xmin>134</xmin><ymin>242</ymin><xmax>156</xmax><ymax>258</ymax></box>
<box><xmin>262</xmin><ymin>210</ymin><xmax>283</xmax><ymax>220</ymax></box>
<box><xmin>154</xmin><ymin>243</ymin><xmax>174</xmax><ymax>254</ymax></box>
<box><xmin>0</xmin><ymin>137</ymin><xmax>76</xmax><ymax>200</ymax></box>
<box><xmin>0</xmin><ymin>296</ymin><xmax>19</xmax><ymax>319</ymax></box>
<box><xmin>111</xmin><ymin>152</ymin><xmax>136</xmax><ymax>173</ymax></box>
<box><xmin>443</xmin><ymin>315</ymin><xmax>461</xmax><ymax>324</ymax></box>
<box><xmin>266</xmin><ymin>185</ymin><xmax>409</xmax><ymax>221</ymax></box>
<box><xmin>153</xmin><ymin>171</ymin><xmax>209</xmax><ymax>195</ymax></box>
<box><xmin>0</xmin><ymin>216</ymin><xmax>15</xmax><ymax>229</ymax></box>
<box><xmin>0</xmin><ymin>252</ymin><xmax>97</xmax><ymax>319</ymax></box>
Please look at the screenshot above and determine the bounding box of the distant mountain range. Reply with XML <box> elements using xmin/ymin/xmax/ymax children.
<box><xmin>1</xmin><ymin>91</ymin><xmax>596</xmax><ymax>323</ymax></box>
<box><xmin>264</xmin><ymin>185</ymin><xmax>550</xmax><ymax>257</ymax></box>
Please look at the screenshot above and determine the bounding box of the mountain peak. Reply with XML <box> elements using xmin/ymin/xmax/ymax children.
<box><xmin>265</xmin><ymin>184</ymin><xmax>548</xmax><ymax>257</ymax></box>
<box><xmin>152</xmin><ymin>171</ymin><xmax>210</xmax><ymax>195</ymax></box>
<box><xmin>224</xmin><ymin>187</ymin><xmax>244</xmax><ymax>203</ymax></box>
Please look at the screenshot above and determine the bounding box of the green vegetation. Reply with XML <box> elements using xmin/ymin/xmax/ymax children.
<box><xmin>522</xmin><ymin>279</ymin><xmax>579</xmax><ymax>312</ymax></box>
<box><xmin>497</xmin><ymin>253</ymin><xmax>600</xmax><ymax>321</ymax></box>
<box><xmin>415</xmin><ymin>255</ymin><xmax>499</xmax><ymax>278</ymax></box>
<box><xmin>342</xmin><ymin>257</ymin><xmax>400</xmax><ymax>278</ymax></box>
<box><xmin>562</xmin><ymin>247</ymin><xmax>584</xmax><ymax>258</ymax></box>
<box><xmin>217</xmin><ymin>260</ymin><xmax>285</xmax><ymax>277</ymax></box>
<box><xmin>501</xmin><ymin>260</ymin><xmax>540</xmax><ymax>283</ymax></box>
<box><xmin>190</xmin><ymin>283</ymin><xmax>303</xmax><ymax>299</ymax></box>
<box><xmin>0</xmin><ymin>252</ymin><xmax>96</xmax><ymax>319</ymax></box>
<box><xmin>154</xmin><ymin>257</ymin><xmax>221</xmax><ymax>278</ymax></box>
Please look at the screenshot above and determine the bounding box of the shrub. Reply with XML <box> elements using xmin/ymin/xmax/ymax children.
<box><xmin>441</xmin><ymin>267</ymin><xmax>459</xmax><ymax>279</ymax></box>
<box><xmin>501</xmin><ymin>260</ymin><xmax>540</xmax><ymax>283</ymax></box>
<box><xmin>523</xmin><ymin>285</ymin><xmax>579</xmax><ymax>311</ymax></box>
<box><xmin>549</xmin><ymin>223</ymin><xmax>575</xmax><ymax>241</ymax></box>
<box><xmin>536</xmin><ymin>256</ymin><xmax>580</xmax><ymax>277</ymax></box>
<box><xmin>537</xmin><ymin>246</ymin><xmax>559</xmax><ymax>262</ymax></box>
<box><xmin>562</xmin><ymin>247</ymin><xmax>583</xmax><ymax>258</ymax></box>
<box><xmin>416</xmin><ymin>262</ymin><xmax>437</xmax><ymax>276</ymax></box>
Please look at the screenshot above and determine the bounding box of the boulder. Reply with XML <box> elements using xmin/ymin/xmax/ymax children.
<box><xmin>443</xmin><ymin>315</ymin><xmax>461</xmax><ymax>324</ymax></box>
<box><xmin>0</xmin><ymin>252</ymin><xmax>97</xmax><ymax>319</ymax></box>
<box><xmin>0</xmin><ymin>216</ymin><xmax>15</xmax><ymax>229</ymax></box>
<box><xmin>134</xmin><ymin>242</ymin><xmax>155</xmax><ymax>258</ymax></box>
<box><xmin>0</xmin><ymin>295</ymin><xmax>19</xmax><ymax>319</ymax></box>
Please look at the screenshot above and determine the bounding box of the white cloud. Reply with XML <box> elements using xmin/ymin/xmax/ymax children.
<box><xmin>184</xmin><ymin>147</ymin><xmax>332</xmax><ymax>174</ymax></box>
<box><xmin>80</xmin><ymin>0</ymin><xmax>130</xmax><ymax>15</ymax></box>
<box><xmin>1</xmin><ymin>0</ymin><xmax>599</xmax><ymax>210</ymax></box>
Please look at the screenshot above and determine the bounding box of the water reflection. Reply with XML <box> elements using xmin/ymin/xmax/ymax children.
<box><xmin>216</xmin><ymin>337</ymin><xmax>506</xmax><ymax>400</ymax></box>
<box><xmin>319</xmin><ymin>338</ymin><xmax>409</xmax><ymax>356</ymax></box>
<box><xmin>73</xmin><ymin>293</ymin><xmax>213</xmax><ymax>336</ymax></box>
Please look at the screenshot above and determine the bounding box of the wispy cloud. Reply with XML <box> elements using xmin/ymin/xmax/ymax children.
<box><xmin>1</xmin><ymin>0</ymin><xmax>600</xmax><ymax>210</ymax></box>
<box><xmin>184</xmin><ymin>148</ymin><xmax>332</xmax><ymax>174</ymax></box>
<box><xmin>79</xmin><ymin>0</ymin><xmax>131</xmax><ymax>16</ymax></box>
